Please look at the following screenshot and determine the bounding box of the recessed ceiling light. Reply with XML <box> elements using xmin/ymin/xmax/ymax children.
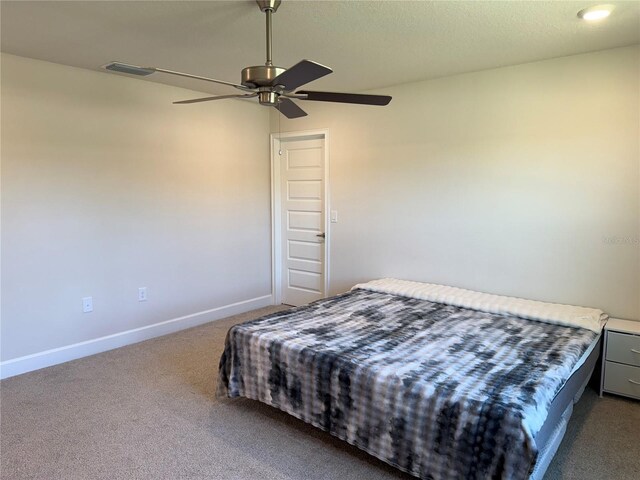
<box><xmin>577</xmin><ymin>5</ymin><xmax>614</xmax><ymax>21</ymax></box>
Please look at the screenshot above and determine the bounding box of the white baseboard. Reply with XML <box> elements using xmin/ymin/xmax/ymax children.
<box><xmin>0</xmin><ymin>294</ymin><xmax>273</xmax><ymax>380</ymax></box>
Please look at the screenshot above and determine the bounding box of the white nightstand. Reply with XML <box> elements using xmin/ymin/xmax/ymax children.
<box><xmin>600</xmin><ymin>318</ymin><xmax>640</xmax><ymax>400</ymax></box>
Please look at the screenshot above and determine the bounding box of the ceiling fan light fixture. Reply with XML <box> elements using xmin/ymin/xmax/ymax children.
<box><xmin>577</xmin><ymin>5</ymin><xmax>614</xmax><ymax>21</ymax></box>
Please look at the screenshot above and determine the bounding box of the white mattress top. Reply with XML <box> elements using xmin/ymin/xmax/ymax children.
<box><xmin>353</xmin><ymin>278</ymin><xmax>607</xmax><ymax>333</ymax></box>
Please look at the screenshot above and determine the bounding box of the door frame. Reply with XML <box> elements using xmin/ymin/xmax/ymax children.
<box><xmin>270</xmin><ymin>129</ymin><xmax>330</xmax><ymax>305</ymax></box>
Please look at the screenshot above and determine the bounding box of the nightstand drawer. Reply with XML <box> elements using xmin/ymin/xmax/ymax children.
<box><xmin>603</xmin><ymin>361</ymin><xmax>640</xmax><ymax>399</ymax></box>
<box><xmin>606</xmin><ymin>332</ymin><xmax>640</xmax><ymax>367</ymax></box>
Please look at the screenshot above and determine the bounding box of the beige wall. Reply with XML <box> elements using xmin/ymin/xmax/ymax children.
<box><xmin>2</xmin><ymin>45</ymin><xmax>638</xmax><ymax>368</ymax></box>
<box><xmin>271</xmin><ymin>46</ymin><xmax>640</xmax><ymax>320</ymax></box>
<box><xmin>1</xmin><ymin>54</ymin><xmax>272</xmax><ymax>362</ymax></box>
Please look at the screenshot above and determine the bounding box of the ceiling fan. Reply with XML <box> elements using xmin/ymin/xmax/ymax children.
<box><xmin>103</xmin><ymin>0</ymin><xmax>391</xmax><ymax>119</ymax></box>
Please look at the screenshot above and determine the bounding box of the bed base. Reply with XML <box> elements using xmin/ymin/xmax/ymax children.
<box><xmin>529</xmin><ymin>335</ymin><xmax>602</xmax><ymax>479</ymax></box>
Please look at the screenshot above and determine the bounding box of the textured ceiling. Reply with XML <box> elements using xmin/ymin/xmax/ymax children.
<box><xmin>1</xmin><ymin>1</ymin><xmax>639</xmax><ymax>96</ymax></box>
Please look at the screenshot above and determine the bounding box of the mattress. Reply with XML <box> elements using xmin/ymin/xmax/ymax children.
<box><xmin>218</xmin><ymin>279</ymin><xmax>605</xmax><ymax>480</ymax></box>
<box><xmin>532</xmin><ymin>333</ymin><xmax>602</xmax><ymax>465</ymax></box>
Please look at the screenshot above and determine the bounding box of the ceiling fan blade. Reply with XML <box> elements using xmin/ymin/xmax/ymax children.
<box><xmin>104</xmin><ymin>62</ymin><xmax>155</xmax><ymax>76</ymax></box>
<box><xmin>296</xmin><ymin>90</ymin><xmax>392</xmax><ymax>106</ymax></box>
<box><xmin>173</xmin><ymin>93</ymin><xmax>257</xmax><ymax>105</ymax></box>
<box><xmin>276</xmin><ymin>98</ymin><xmax>307</xmax><ymax>119</ymax></box>
<box><xmin>270</xmin><ymin>60</ymin><xmax>332</xmax><ymax>91</ymax></box>
<box><xmin>103</xmin><ymin>62</ymin><xmax>253</xmax><ymax>91</ymax></box>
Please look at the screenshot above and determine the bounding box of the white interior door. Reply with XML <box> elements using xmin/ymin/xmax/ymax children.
<box><xmin>275</xmin><ymin>134</ymin><xmax>327</xmax><ymax>306</ymax></box>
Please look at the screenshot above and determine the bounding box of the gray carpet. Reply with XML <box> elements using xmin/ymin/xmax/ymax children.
<box><xmin>1</xmin><ymin>306</ymin><xmax>639</xmax><ymax>480</ymax></box>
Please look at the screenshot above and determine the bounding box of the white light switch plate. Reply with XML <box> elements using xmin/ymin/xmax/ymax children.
<box><xmin>330</xmin><ymin>210</ymin><xmax>338</xmax><ymax>223</ymax></box>
<box><xmin>82</xmin><ymin>297</ymin><xmax>93</xmax><ymax>313</ymax></box>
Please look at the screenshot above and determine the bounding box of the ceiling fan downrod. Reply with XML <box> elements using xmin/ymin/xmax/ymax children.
<box><xmin>258</xmin><ymin>0</ymin><xmax>281</xmax><ymax>66</ymax></box>
<box><xmin>242</xmin><ymin>0</ymin><xmax>284</xmax><ymax>105</ymax></box>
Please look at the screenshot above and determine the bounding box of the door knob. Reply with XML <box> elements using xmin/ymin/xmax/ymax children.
<box><xmin>316</xmin><ymin>233</ymin><xmax>326</xmax><ymax>239</ymax></box>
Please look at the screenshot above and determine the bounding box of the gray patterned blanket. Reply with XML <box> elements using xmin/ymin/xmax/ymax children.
<box><xmin>217</xmin><ymin>288</ymin><xmax>597</xmax><ymax>480</ymax></box>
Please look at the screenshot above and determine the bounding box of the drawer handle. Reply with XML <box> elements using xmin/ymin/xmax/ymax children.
<box><xmin>631</xmin><ymin>349</ymin><xmax>640</xmax><ymax>354</ymax></box>
<box><xmin>629</xmin><ymin>379</ymin><xmax>640</xmax><ymax>386</ymax></box>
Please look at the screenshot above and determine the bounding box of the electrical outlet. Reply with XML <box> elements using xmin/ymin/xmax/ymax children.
<box><xmin>82</xmin><ymin>297</ymin><xmax>93</xmax><ymax>313</ymax></box>
<box><xmin>138</xmin><ymin>287</ymin><xmax>148</xmax><ymax>302</ymax></box>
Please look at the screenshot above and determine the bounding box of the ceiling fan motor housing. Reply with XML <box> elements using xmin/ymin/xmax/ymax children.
<box><xmin>241</xmin><ymin>65</ymin><xmax>286</xmax><ymax>88</ymax></box>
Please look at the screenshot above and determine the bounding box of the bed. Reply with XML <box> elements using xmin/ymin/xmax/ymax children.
<box><xmin>218</xmin><ymin>279</ymin><xmax>606</xmax><ymax>480</ymax></box>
